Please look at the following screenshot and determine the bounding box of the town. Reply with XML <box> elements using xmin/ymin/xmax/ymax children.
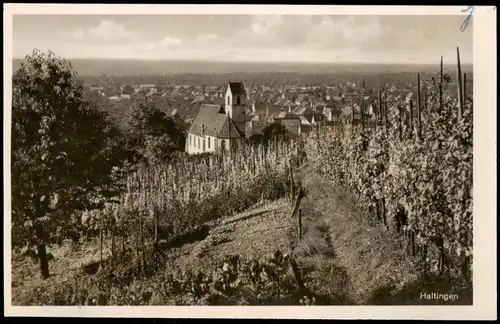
<box><xmin>76</xmin><ymin>70</ymin><xmax>469</xmax><ymax>155</ymax></box>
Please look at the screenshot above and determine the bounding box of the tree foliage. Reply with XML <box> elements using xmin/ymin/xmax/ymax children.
<box><xmin>249</xmin><ymin>122</ymin><xmax>290</xmax><ymax>145</ymax></box>
<box><xmin>11</xmin><ymin>50</ymin><xmax>128</xmax><ymax>278</ymax></box>
<box><xmin>123</xmin><ymin>101</ymin><xmax>187</xmax><ymax>165</ymax></box>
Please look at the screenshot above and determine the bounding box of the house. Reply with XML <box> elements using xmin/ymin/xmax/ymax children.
<box><xmin>109</xmin><ymin>96</ymin><xmax>121</xmax><ymax>103</ymax></box>
<box><xmin>90</xmin><ymin>85</ymin><xmax>103</xmax><ymax>92</ymax></box>
<box><xmin>191</xmin><ymin>95</ymin><xmax>205</xmax><ymax>105</ymax></box>
<box><xmin>140</xmin><ymin>84</ymin><xmax>156</xmax><ymax>90</ymax></box>
<box><xmin>293</xmin><ymin>106</ymin><xmax>308</xmax><ymax>116</ymax></box>
<box><xmin>274</xmin><ymin>111</ymin><xmax>297</xmax><ymax>121</ymax></box>
<box><xmin>322</xmin><ymin>107</ymin><xmax>333</xmax><ymax>122</ymax></box>
<box><xmin>341</xmin><ymin>103</ymin><xmax>361</xmax><ymax>120</ymax></box>
<box><xmin>185</xmin><ymin>81</ymin><xmax>247</xmax><ymax>155</ymax></box>
<box><xmin>279</xmin><ymin>118</ymin><xmax>311</xmax><ymax>137</ymax></box>
<box><xmin>295</xmin><ymin>94</ymin><xmax>308</xmax><ymax>105</ymax></box>
<box><xmin>298</xmin><ymin>115</ymin><xmax>311</xmax><ymax>126</ymax></box>
<box><xmin>132</xmin><ymin>85</ymin><xmax>141</xmax><ymax>93</ymax></box>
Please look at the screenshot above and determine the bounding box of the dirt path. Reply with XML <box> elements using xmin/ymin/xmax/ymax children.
<box><xmin>295</xmin><ymin>165</ymin><xmax>418</xmax><ymax>304</ymax></box>
<box><xmin>165</xmin><ymin>199</ymin><xmax>296</xmax><ymax>273</ymax></box>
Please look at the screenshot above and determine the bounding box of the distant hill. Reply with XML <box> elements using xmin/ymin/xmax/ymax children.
<box><xmin>11</xmin><ymin>58</ymin><xmax>473</xmax><ymax>77</ymax></box>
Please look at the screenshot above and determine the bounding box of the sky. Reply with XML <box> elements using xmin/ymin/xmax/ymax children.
<box><xmin>12</xmin><ymin>14</ymin><xmax>473</xmax><ymax>64</ymax></box>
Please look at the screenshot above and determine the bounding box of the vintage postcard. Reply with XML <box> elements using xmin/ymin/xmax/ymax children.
<box><xmin>3</xmin><ymin>4</ymin><xmax>497</xmax><ymax>320</ymax></box>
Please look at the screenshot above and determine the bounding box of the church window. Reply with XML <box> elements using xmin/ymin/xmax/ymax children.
<box><xmin>227</xmin><ymin>96</ymin><xmax>230</xmax><ymax>105</ymax></box>
<box><xmin>208</xmin><ymin>137</ymin><xmax>211</xmax><ymax>148</ymax></box>
<box><xmin>236</xmin><ymin>96</ymin><xmax>240</xmax><ymax>105</ymax></box>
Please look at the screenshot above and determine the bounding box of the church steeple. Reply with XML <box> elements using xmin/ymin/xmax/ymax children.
<box><xmin>225</xmin><ymin>81</ymin><xmax>246</xmax><ymax>135</ymax></box>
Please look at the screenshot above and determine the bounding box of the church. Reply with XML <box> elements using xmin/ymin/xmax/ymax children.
<box><xmin>186</xmin><ymin>81</ymin><xmax>247</xmax><ymax>155</ymax></box>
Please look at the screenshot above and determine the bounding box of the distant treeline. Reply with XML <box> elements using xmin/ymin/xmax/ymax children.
<box><xmin>12</xmin><ymin>58</ymin><xmax>473</xmax><ymax>78</ymax></box>
<box><xmin>68</xmin><ymin>72</ymin><xmax>474</xmax><ymax>92</ymax></box>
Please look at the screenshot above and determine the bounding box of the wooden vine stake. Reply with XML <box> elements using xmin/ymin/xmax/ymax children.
<box><xmin>154</xmin><ymin>207</ymin><xmax>159</xmax><ymax>248</ymax></box>
<box><xmin>409</xmin><ymin>100</ymin><xmax>414</xmax><ymax>138</ymax></box>
<box><xmin>384</xmin><ymin>92</ymin><xmax>389</xmax><ymax>133</ymax></box>
<box><xmin>463</xmin><ymin>72</ymin><xmax>467</xmax><ymax>105</ymax></box>
<box><xmin>289</xmin><ymin>187</ymin><xmax>305</xmax><ymax>219</ymax></box>
<box><xmin>456</xmin><ymin>47</ymin><xmax>464</xmax><ymax>119</ymax></box>
<box><xmin>360</xmin><ymin>97</ymin><xmax>365</xmax><ymax>130</ymax></box>
<box><xmin>361</xmin><ymin>79</ymin><xmax>365</xmax><ymax>129</ymax></box>
<box><xmin>298</xmin><ymin>209</ymin><xmax>303</xmax><ymax>241</ymax></box>
<box><xmin>289</xmin><ymin>257</ymin><xmax>305</xmax><ymax>290</ymax></box>
<box><xmin>398</xmin><ymin>106</ymin><xmax>403</xmax><ymax>141</ymax></box>
<box><xmin>439</xmin><ymin>56</ymin><xmax>443</xmax><ymax>112</ymax></box>
<box><xmin>416</xmin><ymin>73</ymin><xmax>422</xmax><ymax>141</ymax></box>
<box><xmin>409</xmin><ymin>229</ymin><xmax>416</xmax><ymax>256</ymax></box>
<box><xmin>111</xmin><ymin>218</ymin><xmax>116</xmax><ymax>267</ymax></box>
<box><xmin>378</xmin><ymin>90</ymin><xmax>383</xmax><ymax>126</ymax></box>
<box><xmin>424</xmin><ymin>89</ymin><xmax>427</xmax><ymax>112</ymax></box>
<box><xmin>99</xmin><ymin>215</ymin><xmax>103</xmax><ymax>266</ymax></box>
<box><xmin>351</xmin><ymin>101</ymin><xmax>355</xmax><ymax>125</ymax></box>
<box><xmin>380</xmin><ymin>198</ymin><xmax>387</xmax><ymax>229</ymax></box>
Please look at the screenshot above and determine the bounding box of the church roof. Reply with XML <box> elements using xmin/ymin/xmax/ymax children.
<box><xmin>228</xmin><ymin>81</ymin><xmax>246</xmax><ymax>95</ymax></box>
<box><xmin>188</xmin><ymin>104</ymin><xmax>242</xmax><ymax>139</ymax></box>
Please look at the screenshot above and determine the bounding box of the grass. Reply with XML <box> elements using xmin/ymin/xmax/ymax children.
<box><xmin>293</xmin><ymin>164</ymin><xmax>472</xmax><ymax>305</ymax></box>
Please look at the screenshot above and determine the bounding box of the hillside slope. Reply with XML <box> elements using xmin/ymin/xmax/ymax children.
<box><xmin>12</xmin><ymin>165</ymin><xmax>470</xmax><ymax>305</ymax></box>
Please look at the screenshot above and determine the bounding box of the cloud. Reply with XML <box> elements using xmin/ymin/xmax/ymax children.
<box><xmin>89</xmin><ymin>20</ymin><xmax>134</xmax><ymax>41</ymax></box>
<box><xmin>34</xmin><ymin>15</ymin><xmax>471</xmax><ymax>63</ymax></box>
<box><xmin>230</xmin><ymin>15</ymin><xmax>450</xmax><ymax>54</ymax></box>
<box><xmin>232</xmin><ymin>15</ymin><xmax>285</xmax><ymax>48</ymax></box>
<box><xmin>142</xmin><ymin>42</ymin><xmax>158</xmax><ymax>52</ymax></box>
<box><xmin>60</xmin><ymin>28</ymin><xmax>85</xmax><ymax>41</ymax></box>
<box><xmin>196</xmin><ymin>33</ymin><xmax>218</xmax><ymax>45</ymax></box>
<box><xmin>249</xmin><ymin>15</ymin><xmax>283</xmax><ymax>35</ymax></box>
<box><xmin>160</xmin><ymin>36</ymin><xmax>183</xmax><ymax>48</ymax></box>
<box><xmin>59</xmin><ymin>19</ymin><xmax>134</xmax><ymax>44</ymax></box>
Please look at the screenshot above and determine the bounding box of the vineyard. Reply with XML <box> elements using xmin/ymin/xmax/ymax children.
<box><xmin>11</xmin><ymin>49</ymin><xmax>473</xmax><ymax>306</ymax></box>
<box><xmin>304</xmin><ymin>52</ymin><xmax>473</xmax><ymax>285</ymax></box>
<box><xmin>12</xmin><ymin>139</ymin><xmax>312</xmax><ymax>305</ymax></box>
<box><xmin>79</xmin><ymin>139</ymin><xmax>303</xmax><ymax>267</ymax></box>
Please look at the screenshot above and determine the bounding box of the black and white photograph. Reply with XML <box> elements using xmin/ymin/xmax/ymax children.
<box><xmin>3</xmin><ymin>4</ymin><xmax>497</xmax><ymax>320</ymax></box>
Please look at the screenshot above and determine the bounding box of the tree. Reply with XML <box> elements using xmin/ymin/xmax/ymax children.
<box><xmin>262</xmin><ymin>122</ymin><xmax>289</xmax><ymax>141</ymax></box>
<box><xmin>11</xmin><ymin>50</ymin><xmax>127</xmax><ymax>279</ymax></box>
<box><xmin>126</xmin><ymin>101</ymin><xmax>187</xmax><ymax>165</ymax></box>
<box><xmin>249</xmin><ymin>122</ymin><xmax>290</xmax><ymax>145</ymax></box>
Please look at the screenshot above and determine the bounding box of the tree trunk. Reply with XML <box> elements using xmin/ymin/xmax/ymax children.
<box><xmin>37</xmin><ymin>243</ymin><xmax>50</xmax><ymax>279</ymax></box>
<box><xmin>34</xmin><ymin>222</ymin><xmax>50</xmax><ymax>279</ymax></box>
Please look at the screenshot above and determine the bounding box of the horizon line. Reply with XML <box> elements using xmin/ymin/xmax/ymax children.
<box><xmin>12</xmin><ymin>57</ymin><xmax>474</xmax><ymax>65</ymax></box>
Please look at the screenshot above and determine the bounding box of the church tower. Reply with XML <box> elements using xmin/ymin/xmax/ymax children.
<box><xmin>225</xmin><ymin>81</ymin><xmax>247</xmax><ymax>135</ymax></box>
